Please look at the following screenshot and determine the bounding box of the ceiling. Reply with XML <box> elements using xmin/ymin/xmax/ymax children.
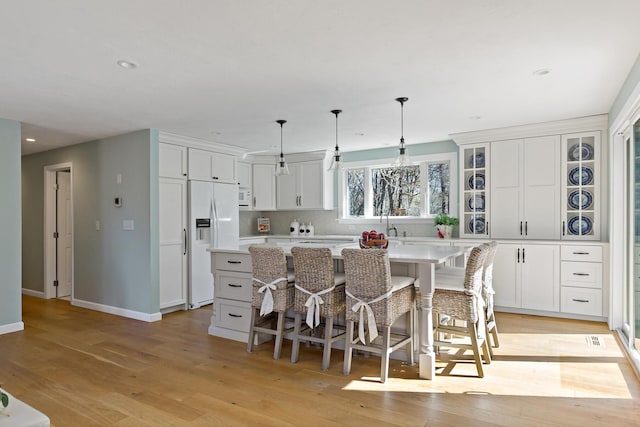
<box><xmin>3</xmin><ymin>1</ymin><xmax>640</xmax><ymax>156</ymax></box>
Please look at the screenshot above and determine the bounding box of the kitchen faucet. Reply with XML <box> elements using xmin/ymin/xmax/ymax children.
<box><xmin>380</xmin><ymin>212</ymin><xmax>398</xmax><ymax>237</ymax></box>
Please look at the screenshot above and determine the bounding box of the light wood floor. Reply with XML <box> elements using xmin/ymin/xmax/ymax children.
<box><xmin>1</xmin><ymin>296</ymin><xmax>639</xmax><ymax>426</ymax></box>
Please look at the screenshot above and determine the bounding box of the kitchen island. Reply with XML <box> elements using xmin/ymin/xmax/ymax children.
<box><xmin>207</xmin><ymin>242</ymin><xmax>468</xmax><ymax>380</ymax></box>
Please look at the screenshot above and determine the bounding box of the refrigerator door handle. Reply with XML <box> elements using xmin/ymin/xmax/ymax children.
<box><xmin>183</xmin><ymin>228</ymin><xmax>187</xmax><ymax>255</ymax></box>
<box><xmin>212</xmin><ymin>197</ymin><xmax>219</xmax><ymax>248</ymax></box>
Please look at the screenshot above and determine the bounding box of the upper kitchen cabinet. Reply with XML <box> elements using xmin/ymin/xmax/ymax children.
<box><xmin>276</xmin><ymin>151</ymin><xmax>334</xmax><ymax>210</ymax></box>
<box><xmin>451</xmin><ymin>115</ymin><xmax>608</xmax><ymax>241</ymax></box>
<box><xmin>253</xmin><ymin>163</ymin><xmax>277</xmax><ymax>210</ymax></box>
<box><xmin>491</xmin><ymin>135</ymin><xmax>560</xmax><ymax>240</ymax></box>
<box><xmin>159</xmin><ymin>143</ymin><xmax>188</xmax><ymax>179</ymax></box>
<box><xmin>237</xmin><ymin>161</ymin><xmax>252</xmax><ymax>188</ymax></box>
<box><xmin>188</xmin><ymin>148</ymin><xmax>237</xmax><ymax>183</ymax></box>
<box><xmin>459</xmin><ymin>143</ymin><xmax>490</xmax><ymax>238</ymax></box>
<box><xmin>561</xmin><ymin>132</ymin><xmax>600</xmax><ymax>240</ymax></box>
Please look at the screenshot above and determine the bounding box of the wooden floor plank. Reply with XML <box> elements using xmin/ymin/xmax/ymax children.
<box><xmin>1</xmin><ymin>296</ymin><xmax>639</xmax><ymax>426</ymax></box>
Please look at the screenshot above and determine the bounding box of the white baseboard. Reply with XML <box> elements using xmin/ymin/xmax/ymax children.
<box><xmin>0</xmin><ymin>321</ymin><xmax>25</xmax><ymax>335</ymax></box>
<box><xmin>22</xmin><ymin>288</ymin><xmax>45</xmax><ymax>298</ymax></box>
<box><xmin>72</xmin><ymin>299</ymin><xmax>162</xmax><ymax>322</ymax></box>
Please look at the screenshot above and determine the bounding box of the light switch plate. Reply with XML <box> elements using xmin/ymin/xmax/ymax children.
<box><xmin>122</xmin><ymin>220</ymin><xmax>134</xmax><ymax>230</ymax></box>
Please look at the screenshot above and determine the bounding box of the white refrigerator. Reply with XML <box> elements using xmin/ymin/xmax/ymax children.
<box><xmin>188</xmin><ymin>180</ymin><xmax>239</xmax><ymax>309</ymax></box>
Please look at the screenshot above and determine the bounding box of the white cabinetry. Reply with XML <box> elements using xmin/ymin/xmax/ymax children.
<box><xmin>237</xmin><ymin>161</ymin><xmax>252</xmax><ymax>188</ymax></box>
<box><xmin>253</xmin><ymin>163</ymin><xmax>277</xmax><ymax>210</ymax></box>
<box><xmin>159</xmin><ymin>143</ymin><xmax>187</xmax><ymax>179</ymax></box>
<box><xmin>159</xmin><ymin>177</ymin><xmax>187</xmax><ymax>311</ymax></box>
<box><xmin>188</xmin><ymin>148</ymin><xmax>237</xmax><ymax>183</ymax></box>
<box><xmin>276</xmin><ymin>159</ymin><xmax>333</xmax><ymax>210</ymax></box>
<box><xmin>492</xmin><ymin>243</ymin><xmax>560</xmax><ymax>312</ymax></box>
<box><xmin>560</xmin><ymin>245</ymin><xmax>603</xmax><ymax>316</ymax></box>
<box><xmin>210</xmin><ymin>252</ymin><xmax>253</xmax><ymax>342</ymax></box>
<box><xmin>490</xmin><ymin>136</ymin><xmax>560</xmax><ymax>240</ymax></box>
<box><xmin>561</xmin><ymin>132</ymin><xmax>600</xmax><ymax>240</ymax></box>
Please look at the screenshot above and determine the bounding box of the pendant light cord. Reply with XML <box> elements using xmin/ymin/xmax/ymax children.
<box><xmin>276</xmin><ymin>119</ymin><xmax>286</xmax><ymax>159</ymax></box>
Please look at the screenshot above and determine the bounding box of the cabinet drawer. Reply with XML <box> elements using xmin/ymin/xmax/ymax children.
<box><xmin>561</xmin><ymin>287</ymin><xmax>602</xmax><ymax>316</ymax></box>
<box><xmin>214</xmin><ymin>253</ymin><xmax>252</xmax><ymax>273</ymax></box>
<box><xmin>214</xmin><ymin>299</ymin><xmax>252</xmax><ymax>332</ymax></box>
<box><xmin>561</xmin><ymin>245</ymin><xmax>602</xmax><ymax>262</ymax></box>
<box><xmin>215</xmin><ymin>271</ymin><xmax>252</xmax><ymax>301</ymax></box>
<box><xmin>561</xmin><ymin>262</ymin><xmax>602</xmax><ymax>289</ymax></box>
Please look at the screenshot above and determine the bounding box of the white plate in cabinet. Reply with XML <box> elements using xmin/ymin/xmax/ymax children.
<box><xmin>214</xmin><ymin>299</ymin><xmax>252</xmax><ymax>332</ymax></box>
<box><xmin>561</xmin><ymin>262</ymin><xmax>602</xmax><ymax>289</ymax></box>
<box><xmin>561</xmin><ymin>287</ymin><xmax>602</xmax><ymax>316</ymax></box>
<box><xmin>214</xmin><ymin>253</ymin><xmax>252</xmax><ymax>273</ymax></box>
<box><xmin>215</xmin><ymin>271</ymin><xmax>252</xmax><ymax>301</ymax></box>
<box><xmin>561</xmin><ymin>245</ymin><xmax>602</xmax><ymax>262</ymax></box>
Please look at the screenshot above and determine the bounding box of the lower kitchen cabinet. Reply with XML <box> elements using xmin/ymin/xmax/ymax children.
<box><xmin>493</xmin><ymin>243</ymin><xmax>560</xmax><ymax>312</ymax></box>
<box><xmin>560</xmin><ymin>245</ymin><xmax>603</xmax><ymax>316</ymax></box>
<box><xmin>209</xmin><ymin>252</ymin><xmax>254</xmax><ymax>342</ymax></box>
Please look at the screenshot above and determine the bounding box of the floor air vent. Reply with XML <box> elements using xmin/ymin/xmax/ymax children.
<box><xmin>586</xmin><ymin>335</ymin><xmax>604</xmax><ymax>348</ymax></box>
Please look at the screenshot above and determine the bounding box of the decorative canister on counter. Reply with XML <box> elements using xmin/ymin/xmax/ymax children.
<box><xmin>290</xmin><ymin>219</ymin><xmax>299</xmax><ymax>236</ymax></box>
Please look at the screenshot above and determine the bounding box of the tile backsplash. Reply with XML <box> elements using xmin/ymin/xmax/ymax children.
<box><xmin>240</xmin><ymin>210</ymin><xmax>443</xmax><ymax>238</ymax></box>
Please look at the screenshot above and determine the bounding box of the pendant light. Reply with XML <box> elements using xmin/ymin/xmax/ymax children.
<box><xmin>328</xmin><ymin>109</ymin><xmax>343</xmax><ymax>171</ymax></box>
<box><xmin>392</xmin><ymin>97</ymin><xmax>414</xmax><ymax>167</ymax></box>
<box><xmin>274</xmin><ymin>119</ymin><xmax>290</xmax><ymax>176</ymax></box>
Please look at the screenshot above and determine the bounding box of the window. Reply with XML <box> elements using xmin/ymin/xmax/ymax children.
<box><xmin>339</xmin><ymin>153</ymin><xmax>457</xmax><ymax>222</ymax></box>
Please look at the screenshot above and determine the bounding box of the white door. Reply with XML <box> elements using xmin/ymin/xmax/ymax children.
<box><xmin>523</xmin><ymin>136</ymin><xmax>560</xmax><ymax>239</ymax></box>
<box><xmin>299</xmin><ymin>161</ymin><xmax>323</xmax><ymax>209</ymax></box>
<box><xmin>521</xmin><ymin>244</ymin><xmax>560</xmax><ymax>311</ymax></box>
<box><xmin>211</xmin><ymin>152</ymin><xmax>237</xmax><ymax>183</ymax></box>
<box><xmin>212</xmin><ymin>183</ymin><xmax>240</xmax><ymax>249</ymax></box>
<box><xmin>490</xmin><ymin>139</ymin><xmax>523</xmax><ymax>238</ymax></box>
<box><xmin>56</xmin><ymin>171</ymin><xmax>72</xmax><ymax>298</ymax></box>
<box><xmin>237</xmin><ymin>162</ymin><xmax>252</xmax><ymax>188</ymax></box>
<box><xmin>159</xmin><ymin>143</ymin><xmax>187</xmax><ymax>179</ymax></box>
<box><xmin>492</xmin><ymin>243</ymin><xmax>520</xmax><ymax>308</ymax></box>
<box><xmin>189</xmin><ymin>180</ymin><xmax>214</xmax><ymax>308</ymax></box>
<box><xmin>277</xmin><ymin>162</ymin><xmax>299</xmax><ymax>209</ymax></box>
<box><xmin>253</xmin><ymin>164</ymin><xmax>276</xmax><ymax>210</ymax></box>
<box><xmin>159</xmin><ymin>178</ymin><xmax>187</xmax><ymax>309</ymax></box>
<box><xmin>188</xmin><ymin>148</ymin><xmax>213</xmax><ymax>181</ymax></box>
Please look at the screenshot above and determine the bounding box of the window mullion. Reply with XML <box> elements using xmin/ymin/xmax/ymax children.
<box><xmin>364</xmin><ymin>167</ymin><xmax>373</xmax><ymax>218</ymax></box>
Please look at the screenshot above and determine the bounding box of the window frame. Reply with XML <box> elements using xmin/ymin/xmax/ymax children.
<box><xmin>337</xmin><ymin>152</ymin><xmax>458</xmax><ymax>224</ymax></box>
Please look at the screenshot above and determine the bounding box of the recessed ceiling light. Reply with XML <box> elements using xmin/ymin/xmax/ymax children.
<box><xmin>355</xmin><ymin>132</ymin><xmax>365</xmax><ymax>136</ymax></box>
<box><xmin>533</xmin><ymin>68</ymin><xmax>551</xmax><ymax>76</ymax></box>
<box><xmin>25</xmin><ymin>138</ymin><xmax>36</xmax><ymax>142</ymax></box>
<box><xmin>117</xmin><ymin>60</ymin><xmax>138</xmax><ymax>69</ymax></box>
<box><xmin>469</xmin><ymin>116</ymin><xmax>482</xmax><ymax>120</ymax></box>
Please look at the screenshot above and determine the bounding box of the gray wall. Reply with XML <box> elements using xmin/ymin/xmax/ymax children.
<box><xmin>22</xmin><ymin>130</ymin><xmax>159</xmax><ymax>314</ymax></box>
<box><xmin>0</xmin><ymin>118</ymin><xmax>22</xmax><ymax>328</ymax></box>
<box><xmin>610</xmin><ymin>53</ymin><xmax>640</xmax><ymax>123</ymax></box>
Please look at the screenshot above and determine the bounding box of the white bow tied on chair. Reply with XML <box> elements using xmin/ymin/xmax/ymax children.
<box><xmin>254</xmin><ymin>277</ymin><xmax>287</xmax><ymax>316</ymax></box>
<box><xmin>346</xmin><ymin>289</ymin><xmax>392</xmax><ymax>344</ymax></box>
<box><xmin>295</xmin><ymin>284</ymin><xmax>335</xmax><ymax>328</ymax></box>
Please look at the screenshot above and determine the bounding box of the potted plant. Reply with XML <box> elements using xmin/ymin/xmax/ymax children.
<box><xmin>434</xmin><ymin>214</ymin><xmax>459</xmax><ymax>239</ymax></box>
<box><xmin>0</xmin><ymin>384</ymin><xmax>8</xmax><ymax>415</ymax></box>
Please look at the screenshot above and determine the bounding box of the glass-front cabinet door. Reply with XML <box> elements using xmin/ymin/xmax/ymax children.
<box><xmin>459</xmin><ymin>143</ymin><xmax>490</xmax><ymax>238</ymax></box>
<box><xmin>561</xmin><ymin>132</ymin><xmax>600</xmax><ymax>240</ymax></box>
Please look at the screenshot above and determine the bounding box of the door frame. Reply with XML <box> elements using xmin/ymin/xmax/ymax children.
<box><xmin>44</xmin><ymin>162</ymin><xmax>74</xmax><ymax>300</ymax></box>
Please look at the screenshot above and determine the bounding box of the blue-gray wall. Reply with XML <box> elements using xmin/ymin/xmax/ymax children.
<box><xmin>22</xmin><ymin>130</ymin><xmax>159</xmax><ymax>315</ymax></box>
<box><xmin>610</xmin><ymin>53</ymin><xmax>640</xmax><ymax>122</ymax></box>
<box><xmin>0</xmin><ymin>118</ymin><xmax>22</xmax><ymax>329</ymax></box>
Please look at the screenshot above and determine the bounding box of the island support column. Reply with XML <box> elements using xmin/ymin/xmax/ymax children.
<box><xmin>417</xmin><ymin>263</ymin><xmax>436</xmax><ymax>379</ymax></box>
